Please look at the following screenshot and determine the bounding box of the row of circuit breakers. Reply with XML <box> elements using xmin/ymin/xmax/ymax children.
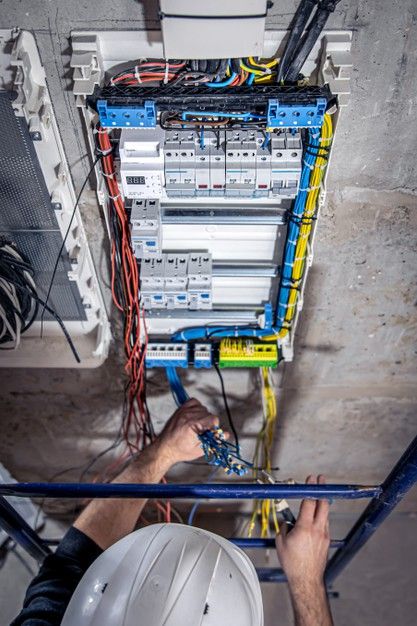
<box><xmin>120</xmin><ymin>128</ymin><xmax>303</xmax><ymax>200</ymax></box>
<box><xmin>130</xmin><ymin>200</ymin><xmax>212</xmax><ymax>311</ymax></box>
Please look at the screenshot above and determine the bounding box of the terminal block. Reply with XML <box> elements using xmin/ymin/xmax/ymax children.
<box><xmin>140</xmin><ymin>255</ymin><xmax>165</xmax><ymax>309</ymax></box>
<box><xmin>145</xmin><ymin>343</ymin><xmax>188</xmax><ymax>368</ymax></box>
<box><xmin>165</xmin><ymin>253</ymin><xmax>189</xmax><ymax>309</ymax></box>
<box><xmin>193</xmin><ymin>344</ymin><xmax>212</xmax><ymax>369</ymax></box>
<box><xmin>188</xmin><ymin>254</ymin><xmax>213</xmax><ymax>310</ymax></box>
<box><xmin>219</xmin><ymin>339</ymin><xmax>278</xmax><ymax>368</ymax></box>
<box><xmin>130</xmin><ymin>199</ymin><xmax>161</xmax><ymax>258</ymax></box>
<box><xmin>97</xmin><ymin>99</ymin><xmax>156</xmax><ymax>128</ymax></box>
<box><xmin>267</xmin><ymin>98</ymin><xmax>327</xmax><ymax>128</ymax></box>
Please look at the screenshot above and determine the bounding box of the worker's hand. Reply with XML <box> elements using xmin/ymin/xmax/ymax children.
<box><xmin>276</xmin><ymin>475</ymin><xmax>330</xmax><ymax>590</ymax></box>
<box><xmin>157</xmin><ymin>398</ymin><xmax>222</xmax><ymax>466</ymax></box>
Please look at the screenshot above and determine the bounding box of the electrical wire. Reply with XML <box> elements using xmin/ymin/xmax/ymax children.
<box><xmin>166</xmin><ymin>366</ymin><xmax>189</xmax><ymax>407</ymax></box>
<box><xmin>213</xmin><ymin>363</ymin><xmax>239</xmax><ymax>453</ymax></box>
<box><xmin>248</xmin><ymin>368</ymin><xmax>280</xmax><ymax>538</ymax></box>
<box><xmin>285</xmin><ymin>0</ymin><xmax>342</xmax><ymax>82</ymax></box>
<box><xmin>0</xmin><ymin>241</ymin><xmax>80</xmax><ymax>362</ymax></box>
<box><xmin>276</xmin><ymin>0</ymin><xmax>317</xmax><ymax>83</ymax></box>
<box><xmin>40</xmin><ymin>157</ymin><xmax>100</xmax><ymax>333</ymax></box>
<box><xmin>96</xmin><ymin>125</ymin><xmax>175</xmax><ymax>523</ymax></box>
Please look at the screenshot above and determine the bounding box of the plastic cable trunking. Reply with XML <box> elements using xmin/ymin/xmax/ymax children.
<box><xmin>97</xmin><ymin>99</ymin><xmax>157</xmax><ymax>128</ymax></box>
<box><xmin>267</xmin><ymin>98</ymin><xmax>326</xmax><ymax>128</ymax></box>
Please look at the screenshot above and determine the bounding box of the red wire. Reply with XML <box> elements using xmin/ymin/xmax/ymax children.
<box><xmin>97</xmin><ymin>126</ymin><xmax>171</xmax><ymax>522</ymax></box>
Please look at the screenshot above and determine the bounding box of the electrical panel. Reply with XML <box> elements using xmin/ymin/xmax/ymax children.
<box><xmin>71</xmin><ymin>26</ymin><xmax>352</xmax><ymax>366</ymax></box>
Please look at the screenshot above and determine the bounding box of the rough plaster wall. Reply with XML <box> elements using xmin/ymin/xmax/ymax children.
<box><xmin>0</xmin><ymin>0</ymin><xmax>416</xmax><ymax>512</ymax></box>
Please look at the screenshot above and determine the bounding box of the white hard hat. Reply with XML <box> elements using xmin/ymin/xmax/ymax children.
<box><xmin>62</xmin><ymin>523</ymin><xmax>263</xmax><ymax>626</ymax></box>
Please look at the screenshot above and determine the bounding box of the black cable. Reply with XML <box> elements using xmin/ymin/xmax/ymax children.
<box><xmin>277</xmin><ymin>0</ymin><xmax>318</xmax><ymax>83</ymax></box>
<box><xmin>285</xmin><ymin>0</ymin><xmax>341</xmax><ymax>82</ymax></box>
<box><xmin>40</xmin><ymin>156</ymin><xmax>100</xmax><ymax>333</ymax></box>
<box><xmin>1</xmin><ymin>273</ymin><xmax>81</xmax><ymax>363</ymax></box>
<box><xmin>0</xmin><ymin>242</ymin><xmax>38</xmax><ymax>345</ymax></box>
<box><xmin>213</xmin><ymin>362</ymin><xmax>240</xmax><ymax>453</ymax></box>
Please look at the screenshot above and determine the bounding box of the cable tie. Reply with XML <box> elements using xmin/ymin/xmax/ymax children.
<box><xmin>319</xmin><ymin>134</ymin><xmax>333</xmax><ymax>142</ymax></box>
<box><xmin>284</xmin><ymin>261</ymin><xmax>294</xmax><ymax>268</ymax></box>
<box><xmin>303</xmin><ymin>160</ymin><xmax>315</xmax><ymax>170</ymax></box>
<box><xmin>134</xmin><ymin>65</ymin><xmax>142</xmax><ymax>83</ymax></box>
<box><xmin>94</xmin><ymin>127</ymin><xmax>108</xmax><ymax>135</ymax></box>
<box><xmin>109</xmin><ymin>192</ymin><xmax>122</xmax><ymax>201</ymax></box>
<box><xmin>95</xmin><ymin>146</ymin><xmax>113</xmax><ymax>157</ymax></box>
<box><xmin>164</xmin><ymin>61</ymin><xmax>170</xmax><ymax>84</ymax></box>
<box><xmin>287</xmin><ymin>239</ymin><xmax>298</xmax><ymax>246</ymax></box>
<box><xmin>294</xmin><ymin>255</ymin><xmax>306</xmax><ymax>262</ymax></box>
<box><xmin>101</xmin><ymin>170</ymin><xmax>116</xmax><ymax>179</ymax></box>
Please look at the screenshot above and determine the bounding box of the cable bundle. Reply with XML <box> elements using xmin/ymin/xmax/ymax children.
<box><xmin>276</xmin><ymin>112</ymin><xmax>333</xmax><ymax>334</ymax></box>
<box><xmin>249</xmin><ymin>368</ymin><xmax>280</xmax><ymax>537</ymax></box>
<box><xmin>95</xmin><ymin>126</ymin><xmax>153</xmax><ymax>453</ymax></box>
<box><xmin>199</xmin><ymin>427</ymin><xmax>252</xmax><ymax>476</ymax></box>
<box><xmin>107</xmin><ymin>57</ymin><xmax>280</xmax><ymax>91</ymax></box>
<box><xmin>166</xmin><ymin>366</ymin><xmax>189</xmax><ymax>406</ymax></box>
<box><xmin>0</xmin><ymin>240</ymin><xmax>38</xmax><ymax>349</ymax></box>
<box><xmin>0</xmin><ymin>239</ymin><xmax>80</xmax><ymax>361</ymax></box>
<box><xmin>277</xmin><ymin>0</ymin><xmax>342</xmax><ymax>83</ymax></box>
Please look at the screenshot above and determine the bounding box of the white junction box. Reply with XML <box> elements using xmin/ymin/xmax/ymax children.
<box><xmin>159</xmin><ymin>0</ymin><xmax>268</xmax><ymax>59</ymax></box>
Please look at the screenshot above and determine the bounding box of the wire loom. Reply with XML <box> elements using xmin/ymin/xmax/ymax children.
<box><xmin>0</xmin><ymin>239</ymin><xmax>80</xmax><ymax>362</ymax></box>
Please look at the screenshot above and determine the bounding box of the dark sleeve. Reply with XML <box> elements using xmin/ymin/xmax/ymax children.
<box><xmin>11</xmin><ymin>526</ymin><xmax>103</xmax><ymax>626</ymax></box>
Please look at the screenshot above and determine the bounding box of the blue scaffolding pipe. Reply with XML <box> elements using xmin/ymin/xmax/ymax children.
<box><xmin>0</xmin><ymin>496</ymin><xmax>51</xmax><ymax>561</ymax></box>
<box><xmin>231</xmin><ymin>538</ymin><xmax>345</xmax><ymax>549</ymax></box>
<box><xmin>0</xmin><ymin>434</ymin><xmax>416</xmax><ymax>586</ymax></box>
<box><xmin>0</xmin><ymin>483</ymin><xmax>380</xmax><ymax>500</ymax></box>
<box><xmin>325</xmin><ymin>433</ymin><xmax>417</xmax><ymax>584</ymax></box>
<box><xmin>256</xmin><ymin>568</ymin><xmax>287</xmax><ymax>583</ymax></box>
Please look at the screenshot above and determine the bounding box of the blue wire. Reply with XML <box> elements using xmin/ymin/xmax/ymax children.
<box><xmin>187</xmin><ymin>467</ymin><xmax>219</xmax><ymax>526</ymax></box>
<box><xmin>262</xmin><ymin>132</ymin><xmax>271</xmax><ymax>150</ymax></box>
<box><xmin>206</xmin><ymin>73</ymin><xmax>238</xmax><ymax>88</ymax></box>
<box><xmin>248</xmin><ymin>72</ymin><xmax>255</xmax><ymax>85</ymax></box>
<box><xmin>170</xmin><ymin>128</ymin><xmax>323</xmax><ymax>342</ymax></box>
<box><xmin>166</xmin><ymin>367</ymin><xmax>189</xmax><ymax>406</ymax></box>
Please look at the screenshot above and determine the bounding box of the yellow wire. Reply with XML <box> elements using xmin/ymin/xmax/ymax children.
<box><xmin>261</xmin><ymin>113</ymin><xmax>333</xmax><ymax>344</ymax></box>
<box><xmin>254</xmin><ymin>75</ymin><xmax>277</xmax><ymax>84</ymax></box>
<box><xmin>283</xmin><ymin>113</ymin><xmax>333</xmax><ymax>328</ymax></box>
<box><xmin>240</xmin><ymin>61</ymin><xmax>265</xmax><ymax>76</ymax></box>
<box><xmin>249</xmin><ymin>367</ymin><xmax>279</xmax><ymax>537</ymax></box>
<box><xmin>249</xmin><ymin>56</ymin><xmax>278</xmax><ymax>69</ymax></box>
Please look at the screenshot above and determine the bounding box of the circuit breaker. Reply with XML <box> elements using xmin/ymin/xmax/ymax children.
<box><xmin>71</xmin><ymin>25</ymin><xmax>352</xmax><ymax>364</ymax></box>
<box><xmin>121</xmin><ymin>128</ymin><xmax>302</xmax><ymax>200</ymax></box>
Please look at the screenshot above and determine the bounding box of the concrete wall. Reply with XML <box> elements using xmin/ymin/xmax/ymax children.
<box><xmin>0</xmin><ymin>0</ymin><xmax>416</xmax><ymax>503</ymax></box>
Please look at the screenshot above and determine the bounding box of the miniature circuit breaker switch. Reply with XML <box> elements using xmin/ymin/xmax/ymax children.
<box><xmin>130</xmin><ymin>199</ymin><xmax>161</xmax><ymax>258</ymax></box>
<box><xmin>70</xmin><ymin>24</ymin><xmax>352</xmax><ymax>365</ymax></box>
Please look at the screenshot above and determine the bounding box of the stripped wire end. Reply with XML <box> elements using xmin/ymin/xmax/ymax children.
<box><xmin>198</xmin><ymin>427</ymin><xmax>252</xmax><ymax>476</ymax></box>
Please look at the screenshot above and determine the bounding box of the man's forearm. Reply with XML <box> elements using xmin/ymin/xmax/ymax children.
<box><xmin>73</xmin><ymin>439</ymin><xmax>172</xmax><ymax>550</ymax></box>
<box><xmin>288</xmin><ymin>581</ymin><xmax>334</xmax><ymax>626</ymax></box>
